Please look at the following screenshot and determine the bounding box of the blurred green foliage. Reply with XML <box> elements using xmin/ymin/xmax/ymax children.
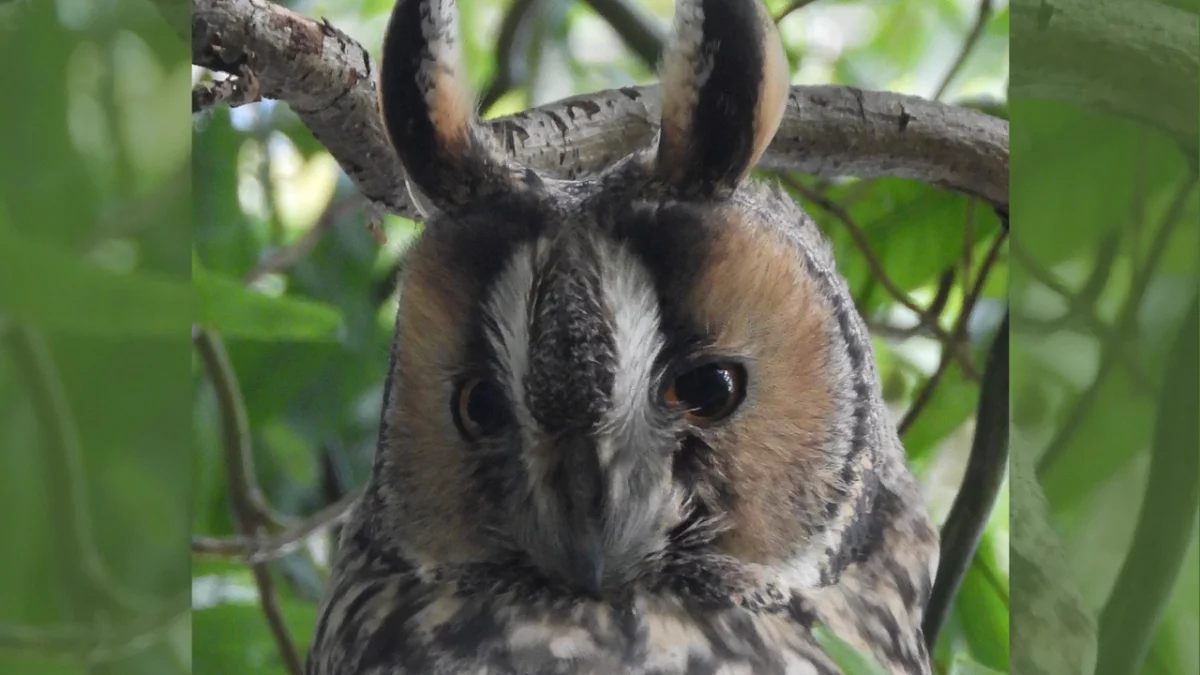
<box><xmin>5</xmin><ymin>0</ymin><xmax>1194</xmax><ymax>674</ymax></box>
<box><xmin>186</xmin><ymin>1</ymin><xmax>1016</xmax><ymax>674</ymax></box>
<box><xmin>0</xmin><ymin>0</ymin><xmax>192</xmax><ymax>673</ymax></box>
<box><xmin>1010</xmin><ymin>0</ymin><xmax>1199</xmax><ymax>674</ymax></box>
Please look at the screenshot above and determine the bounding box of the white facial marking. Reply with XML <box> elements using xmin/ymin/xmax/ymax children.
<box><xmin>482</xmin><ymin>242</ymin><xmax>537</xmax><ymax>439</ymax></box>
<box><xmin>595</xmin><ymin>239</ymin><xmax>664</xmax><ymax>471</ymax></box>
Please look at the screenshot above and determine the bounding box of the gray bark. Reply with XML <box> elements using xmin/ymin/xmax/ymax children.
<box><xmin>191</xmin><ymin>0</ymin><xmax>1009</xmax><ymax>222</ymax></box>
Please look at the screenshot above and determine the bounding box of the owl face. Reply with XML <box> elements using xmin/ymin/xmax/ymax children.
<box><xmin>371</xmin><ymin>0</ymin><xmax>895</xmax><ymax>603</ymax></box>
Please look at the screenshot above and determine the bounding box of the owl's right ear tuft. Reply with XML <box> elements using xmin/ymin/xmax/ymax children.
<box><xmin>379</xmin><ymin>0</ymin><xmax>508</xmax><ymax>212</ymax></box>
<box><xmin>655</xmin><ymin>0</ymin><xmax>790</xmax><ymax>199</ymax></box>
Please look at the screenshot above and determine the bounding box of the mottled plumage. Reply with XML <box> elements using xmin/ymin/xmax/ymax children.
<box><xmin>307</xmin><ymin>0</ymin><xmax>939</xmax><ymax>673</ymax></box>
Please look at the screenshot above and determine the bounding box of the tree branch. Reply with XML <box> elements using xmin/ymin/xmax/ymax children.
<box><xmin>478</xmin><ymin>0</ymin><xmax>543</xmax><ymax>112</ymax></box>
<box><xmin>194</xmin><ymin>329</ymin><xmax>303</xmax><ymax>675</ymax></box>
<box><xmin>1011</xmin><ymin>0</ymin><xmax>1198</xmax><ymax>150</ymax></box>
<box><xmin>899</xmin><ymin>230</ymin><xmax>1006</xmax><ymax>435</ymax></box>
<box><xmin>923</xmin><ymin>310</ymin><xmax>1010</xmax><ymax>648</ymax></box>
<box><xmin>2</xmin><ymin>326</ymin><xmax>161</xmax><ymax>621</ymax></box>
<box><xmin>192</xmin><ymin>0</ymin><xmax>1009</xmax><ymax>221</ymax></box>
<box><xmin>932</xmin><ymin>0</ymin><xmax>994</xmax><ymax>100</ymax></box>
<box><xmin>193</xmin><ymin>70</ymin><xmax>261</xmax><ymax>113</ymax></box>
<box><xmin>1096</xmin><ymin>296</ymin><xmax>1199</xmax><ymax>675</ymax></box>
<box><xmin>580</xmin><ymin>0</ymin><xmax>666</xmax><ymax>67</ymax></box>
<box><xmin>1037</xmin><ymin>175</ymin><xmax>1197</xmax><ymax>477</ymax></box>
<box><xmin>192</xmin><ymin>489</ymin><xmax>361</xmax><ymax>565</ymax></box>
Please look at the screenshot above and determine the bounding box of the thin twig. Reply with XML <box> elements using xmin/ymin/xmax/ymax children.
<box><xmin>194</xmin><ymin>329</ymin><xmax>304</xmax><ymax>675</ymax></box>
<box><xmin>478</xmin><ymin>0</ymin><xmax>543</xmax><ymax>113</ymax></box>
<box><xmin>1037</xmin><ymin>176</ymin><xmax>1196</xmax><ymax>477</ymax></box>
<box><xmin>192</xmin><ymin>489</ymin><xmax>362</xmax><ymax>564</ymax></box>
<box><xmin>932</xmin><ymin>0</ymin><xmax>994</xmax><ymax>100</ymax></box>
<box><xmin>580</xmin><ymin>0</ymin><xmax>665</xmax><ymax>68</ymax></box>
<box><xmin>1</xmin><ymin>327</ymin><xmax>160</xmax><ymax>618</ymax></box>
<box><xmin>0</xmin><ymin>596</ymin><xmax>188</xmax><ymax>663</ymax></box>
<box><xmin>1010</xmin><ymin>235</ymin><xmax>1152</xmax><ymax>396</ymax></box>
<box><xmin>249</xmin><ymin>563</ymin><xmax>304</xmax><ymax>674</ymax></box>
<box><xmin>244</xmin><ymin>194</ymin><xmax>366</xmax><ymax>285</ymax></box>
<box><xmin>899</xmin><ymin>231</ymin><xmax>1007</xmax><ymax>435</ymax></box>
<box><xmin>781</xmin><ymin>175</ymin><xmax>926</xmax><ymax>317</ymax></box>
<box><xmin>962</xmin><ymin>199</ymin><xmax>976</xmax><ymax>289</ymax></box>
<box><xmin>774</xmin><ymin>0</ymin><xmax>822</xmax><ymax>24</ymax></box>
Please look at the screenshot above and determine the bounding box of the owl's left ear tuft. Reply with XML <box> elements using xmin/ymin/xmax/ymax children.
<box><xmin>655</xmin><ymin>0</ymin><xmax>790</xmax><ymax>198</ymax></box>
<box><xmin>379</xmin><ymin>0</ymin><xmax>509</xmax><ymax>212</ymax></box>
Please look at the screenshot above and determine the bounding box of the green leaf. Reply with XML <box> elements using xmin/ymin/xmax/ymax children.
<box><xmin>193</xmin><ymin>256</ymin><xmax>345</xmax><ymax>342</ymax></box>
<box><xmin>192</xmin><ymin>585</ymin><xmax>317</xmax><ymax>675</ymax></box>
<box><xmin>0</xmin><ymin>222</ymin><xmax>191</xmax><ymax>336</ymax></box>
<box><xmin>1040</xmin><ymin>367</ymin><xmax>1156</xmax><ymax>513</ymax></box>
<box><xmin>904</xmin><ymin>363</ymin><xmax>978</xmax><ymax>466</ymax></box>
<box><xmin>955</xmin><ymin>555</ymin><xmax>1011</xmax><ymax>672</ymax></box>
<box><xmin>796</xmin><ymin>179</ymin><xmax>1001</xmax><ymax>315</ymax></box>
<box><xmin>948</xmin><ymin>652</ymin><xmax>1008</xmax><ymax>675</ymax></box>
<box><xmin>811</xmin><ymin>624</ymin><xmax>891</xmax><ymax>675</ymax></box>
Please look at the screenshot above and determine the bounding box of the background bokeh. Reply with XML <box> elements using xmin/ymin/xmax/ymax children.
<box><xmin>0</xmin><ymin>0</ymin><xmax>1196</xmax><ymax>674</ymax></box>
<box><xmin>189</xmin><ymin>1</ymin><xmax>1013</xmax><ymax>673</ymax></box>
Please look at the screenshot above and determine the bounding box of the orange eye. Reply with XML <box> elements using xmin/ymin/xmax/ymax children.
<box><xmin>453</xmin><ymin>377</ymin><xmax>512</xmax><ymax>441</ymax></box>
<box><xmin>663</xmin><ymin>361</ymin><xmax>746</xmax><ymax>425</ymax></box>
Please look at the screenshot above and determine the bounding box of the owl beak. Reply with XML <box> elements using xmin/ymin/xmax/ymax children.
<box><xmin>558</xmin><ymin>432</ymin><xmax>608</xmax><ymax>598</ymax></box>
<box><xmin>569</xmin><ymin>523</ymin><xmax>605</xmax><ymax>598</ymax></box>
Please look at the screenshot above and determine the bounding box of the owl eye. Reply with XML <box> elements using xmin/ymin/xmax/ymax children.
<box><xmin>453</xmin><ymin>377</ymin><xmax>512</xmax><ymax>441</ymax></box>
<box><xmin>663</xmin><ymin>361</ymin><xmax>747</xmax><ymax>425</ymax></box>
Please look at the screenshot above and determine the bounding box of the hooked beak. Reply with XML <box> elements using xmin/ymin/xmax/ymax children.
<box><xmin>556</xmin><ymin>432</ymin><xmax>607</xmax><ymax>598</ymax></box>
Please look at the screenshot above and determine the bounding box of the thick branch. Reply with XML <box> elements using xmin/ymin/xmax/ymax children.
<box><xmin>923</xmin><ymin>311</ymin><xmax>1010</xmax><ymax>647</ymax></box>
<box><xmin>192</xmin><ymin>0</ymin><xmax>1010</xmax><ymax>220</ymax></box>
<box><xmin>1011</xmin><ymin>0</ymin><xmax>1198</xmax><ymax>151</ymax></box>
<box><xmin>1096</xmin><ymin>297</ymin><xmax>1199</xmax><ymax>675</ymax></box>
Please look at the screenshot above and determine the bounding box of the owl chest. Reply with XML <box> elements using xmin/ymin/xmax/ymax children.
<box><xmin>367</xmin><ymin>591</ymin><xmax>842</xmax><ymax>675</ymax></box>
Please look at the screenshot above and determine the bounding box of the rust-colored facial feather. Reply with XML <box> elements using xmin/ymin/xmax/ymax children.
<box><xmin>683</xmin><ymin>204</ymin><xmax>840</xmax><ymax>565</ymax></box>
<box><xmin>381</xmin><ymin>237</ymin><xmax>486</xmax><ymax>564</ymax></box>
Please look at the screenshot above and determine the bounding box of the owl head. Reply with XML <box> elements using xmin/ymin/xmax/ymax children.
<box><xmin>364</xmin><ymin>0</ymin><xmax>929</xmax><ymax>605</ymax></box>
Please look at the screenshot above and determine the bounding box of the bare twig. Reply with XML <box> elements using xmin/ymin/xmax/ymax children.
<box><xmin>249</xmin><ymin>563</ymin><xmax>304</xmax><ymax>675</ymax></box>
<box><xmin>580</xmin><ymin>0</ymin><xmax>665</xmax><ymax>67</ymax></box>
<box><xmin>192</xmin><ymin>489</ymin><xmax>362</xmax><ymax>564</ymax></box>
<box><xmin>244</xmin><ymin>194</ymin><xmax>367</xmax><ymax>285</ymax></box>
<box><xmin>1010</xmin><ymin>236</ymin><xmax>1152</xmax><ymax>396</ymax></box>
<box><xmin>0</xmin><ymin>596</ymin><xmax>188</xmax><ymax>664</ymax></box>
<box><xmin>932</xmin><ymin>0</ymin><xmax>994</xmax><ymax>101</ymax></box>
<box><xmin>1</xmin><ymin>327</ymin><xmax>160</xmax><ymax>619</ymax></box>
<box><xmin>194</xmin><ymin>329</ymin><xmax>304</xmax><ymax>675</ymax></box>
<box><xmin>780</xmin><ymin>175</ymin><xmax>926</xmax><ymax>317</ymax></box>
<box><xmin>899</xmin><ymin>230</ymin><xmax>1007</xmax><ymax>435</ymax></box>
<box><xmin>1037</xmin><ymin>175</ymin><xmax>1197</xmax><ymax>477</ymax></box>
<box><xmin>478</xmin><ymin>0</ymin><xmax>543</xmax><ymax>112</ymax></box>
<box><xmin>781</xmin><ymin>174</ymin><xmax>980</xmax><ymax>380</ymax></box>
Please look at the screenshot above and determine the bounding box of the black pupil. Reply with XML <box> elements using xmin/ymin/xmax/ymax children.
<box><xmin>466</xmin><ymin>380</ymin><xmax>511</xmax><ymax>436</ymax></box>
<box><xmin>674</xmin><ymin>364</ymin><xmax>736</xmax><ymax>417</ymax></box>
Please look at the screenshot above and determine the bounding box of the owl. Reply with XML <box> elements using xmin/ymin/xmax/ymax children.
<box><xmin>306</xmin><ymin>0</ymin><xmax>940</xmax><ymax>673</ymax></box>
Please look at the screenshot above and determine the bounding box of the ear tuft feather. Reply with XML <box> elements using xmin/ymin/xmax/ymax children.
<box><xmin>656</xmin><ymin>0</ymin><xmax>790</xmax><ymax>198</ymax></box>
<box><xmin>379</xmin><ymin>0</ymin><xmax>513</xmax><ymax>212</ymax></box>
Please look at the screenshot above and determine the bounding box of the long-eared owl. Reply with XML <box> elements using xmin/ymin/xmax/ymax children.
<box><xmin>306</xmin><ymin>0</ymin><xmax>940</xmax><ymax>673</ymax></box>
